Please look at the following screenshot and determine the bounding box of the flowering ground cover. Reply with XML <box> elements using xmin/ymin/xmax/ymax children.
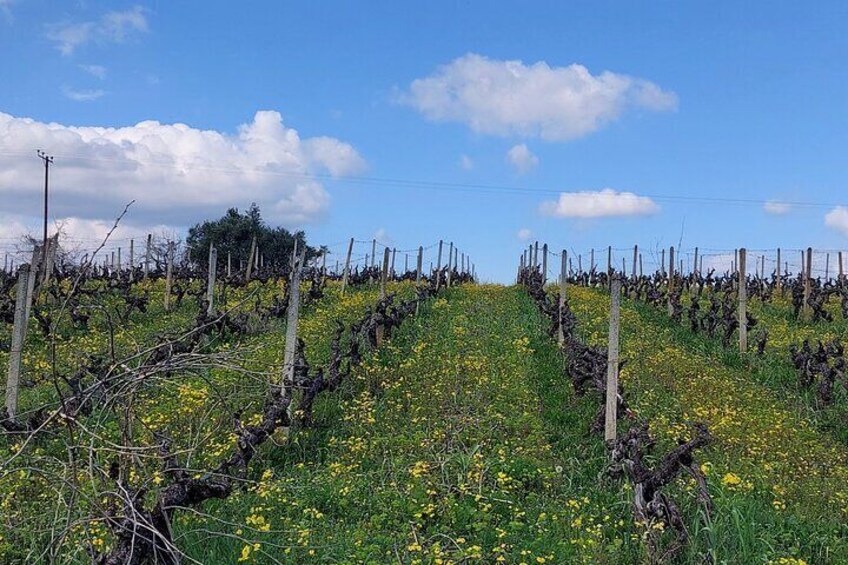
<box><xmin>569</xmin><ymin>285</ymin><xmax>848</xmax><ymax>564</ymax></box>
<box><xmin>0</xmin><ymin>278</ymin><xmax>417</xmax><ymax>562</ymax></box>
<box><xmin>179</xmin><ymin>285</ymin><xmax>642</xmax><ymax>564</ymax></box>
<box><xmin>646</xmin><ymin>287</ymin><xmax>848</xmax><ymax>445</ymax></box>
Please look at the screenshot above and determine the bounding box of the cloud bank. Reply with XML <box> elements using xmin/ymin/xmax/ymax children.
<box><xmin>0</xmin><ymin>110</ymin><xmax>366</xmax><ymax>229</ymax></box>
<box><xmin>399</xmin><ymin>53</ymin><xmax>677</xmax><ymax>141</ymax></box>
<box><xmin>540</xmin><ymin>189</ymin><xmax>660</xmax><ymax>218</ymax></box>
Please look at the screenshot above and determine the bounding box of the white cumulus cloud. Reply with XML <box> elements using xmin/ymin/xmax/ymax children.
<box><xmin>0</xmin><ymin>110</ymin><xmax>366</xmax><ymax>227</ymax></box>
<box><xmin>398</xmin><ymin>53</ymin><xmax>677</xmax><ymax>141</ymax></box>
<box><xmin>506</xmin><ymin>143</ymin><xmax>539</xmax><ymax>174</ymax></box>
<box><xmin>825</xmin><ymin>206</ymin><xmax>848</xmax><ymax>236</ymax></box>
<box><xmin>517</xmin><ymin>228</ymin><xmax>532</xmax><ymax>241</ymax></box>
<box><xmin>540</xmin><ymin>189</ymin><xmax>660</xmax><ymax>218</ymax></box>
<box><xmin>764</xmin><ymin>200</ymin><xmax>791</xmax><ymax>215</ymax></box>
<box><xmin>46</xmin><ymin>5</ymin><xmax>148</xmax><ymax>55</ymax></box>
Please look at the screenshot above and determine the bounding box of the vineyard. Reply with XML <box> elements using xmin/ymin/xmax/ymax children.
<box><xmin>3</xmin><ymin>237</ymin><xmax>848</xmax><ymax>564</ymax></box>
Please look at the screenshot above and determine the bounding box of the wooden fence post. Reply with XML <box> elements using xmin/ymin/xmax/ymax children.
<box><xmin>6</xmin><ymin>264</ymin><xmax>31</xmax><ymax>419</ymax></box>
<box><xmin>206</xmin><ymin>244</ymin><xmax>217</xmax><ymax>316</ymax></box>
<box><xmin>590</xmin><ymin>248</ymin><xmax>595</xmax><ymax>272</ymax></box>
<box><xmin>776</xmin><ymin>248</ymin><xmax>782</xmax><ymax>295</ymax></box>
<box><xmin>390</xmin><ymin>248</ymin><xmax>396</xmax><ymax>278</ymax></box>
<box><xmin>605</xmin><ymin>276</ymin><xmax>622</xmax><ymax>442</ymax></box>
<box><xmin>416</xmin><ymin>246</ymin><xmax>423</xmax><ymax>284</ymax></box>
<box><xmin>660</xmin><ymin>248</ymin><xmax>665</xmax><ymax>276</ymax></box>
<box><xmin>541</xmin><ymin>243</ymin><xmax>548</xmax><ymax>283</ymax></box>
<box><xmin>164</xmin><ymin>241</ymin><xmax>174</xmax><ymax>312</ymax></box>
<box><xmin>738</xmin><ymin>248</ymin><xmax>747</xmax><ymax>353</ymax></box>
<box><xmin>607</xmin><ymin>246</ymin><xmax>612</xmax><ymax>278</ymax></box>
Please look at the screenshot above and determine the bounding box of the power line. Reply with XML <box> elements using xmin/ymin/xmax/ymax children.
<box><xmin>0</xmin><ymin>150</ymin><xmax>842</xmax><ymax>209</ymax></box>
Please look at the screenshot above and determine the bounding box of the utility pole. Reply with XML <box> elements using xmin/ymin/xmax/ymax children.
<box><xmin>36</xmin><ymin>150</ymin><xmax>54</xmax><ymax>266</ymax></box>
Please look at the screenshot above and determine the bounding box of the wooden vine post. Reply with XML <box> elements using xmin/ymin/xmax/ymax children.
<box><xmin>541</xmin><ymin>243</ymin><xmax>548</xmax><ymax>283</ymax></box>
<box><xmin>738</xmin><ymin>248</ymin><xmax>747</xmax><ymax>353</ymax></box>
<box><xmin>416</xmin><ymin>246</ymin><xmax>423</xmax><ymax>284</ymax></box>
<box><xmin>803</xmin><ymin>247</ymin><xmax>812</xmax><ymax>319</ymax></box>
<box><xmin>164</xmin><ymin>241</ymin><xmax>174</xmax><ymax>312</ymax></box>
<box><xmin>206</xmin><ymin>244</ymin><xmax>217</xmax><ymax>316</ymax></box>
<box><xmin>376</xmin><ymin>247</ymin><xmax>390</xmax><ymax>347</ymax></box>
<box><xmin>605</xmin><ymin>275</ymin><xmax>622</xmax><ymax>442</ymax></box>
<box><xmin>667</xmin><ymin>246</ymin><xmax>675</xmax><ymax>316</ymax></box>
<box><xmin>447</xmin><ymin>242</ymin><xmax>454</xmax><ymax>288</ymax></box>
<box><xmin>6</xmin><ymin>264</ymin><xmax>31</xmax><ymax>419</ymax></box>
<box><xmin>129</xmin><ymin>239</ymin><xmax>135</xmax><ymax>281</ymax></box>
<box><xmin>435</xmin><ymin>240</ymin><xmax>443</xmax><ymax>289</ymax></box>
<box><xmin>341</xmin><ymin>237</ymin><xmax>354</xmax><ymax>295</ymax></box>
<box><xmin>776</xmin><ymin>247</ymin><xmax>782</xmax><ymax>295</ymax></box>
<box><xmin>558</xmin><ymin>249</ymin><xmax>567</xmax><ymax>345</ymax></box>
<box><xmin>245</xmin><ymin>235</ymin><xmax>257</xmax><ymax>282</ymax></box>
<box><xmin>24</xmin><ymin>246</ymin><xmax>41</xmax><ymax>323</ymax></box>
<box><xmin>840</xmin><ymin>251</ymin><xmax>844</xmax><ymax>282</ymax></box>
<box><xmin>144</xmin><ymin>233</ymin><xmax>152</xmax><ymax>279</ymax></box>
<box><xmin>281</xmin><ymin>245</ymin><xmax>307</xmax><ymax>425</ymax></box>
<box><xmin>631</xmin><ymin>245</ymin><xmax>638</xmax><ymax>282</ymax></box>
<box><xmin>693</xmin><ymin>247</ymin><xmax>699</xmax><ymax>276</ymax></box>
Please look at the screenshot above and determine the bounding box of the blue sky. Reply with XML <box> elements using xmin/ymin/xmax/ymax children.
<box><xmin>2</xmin><ymin>1</ymin><xmax>848</xmax><ymax>281</ymax></box>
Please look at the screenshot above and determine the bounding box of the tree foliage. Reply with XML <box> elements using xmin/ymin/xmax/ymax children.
<box><xmin>186</xmin><ymin>204</ymin><xmax>317</xmax><ymax>269</ymax></box>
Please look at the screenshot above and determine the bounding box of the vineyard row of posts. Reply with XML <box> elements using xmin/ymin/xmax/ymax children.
<box><xmin>519</xmin><ymin>241</ymin><xmax>846</xmax><ymax>442</ymax></box>
<box><xmin>3</xmin><ymin>232</ymin><xmax>476</xmax><ymax>423</ymax></box>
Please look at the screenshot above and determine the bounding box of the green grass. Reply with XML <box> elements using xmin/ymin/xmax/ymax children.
<box><xmin>567</xmin><ymin>285</ymin><xmax>848</xmax><ymax>564</ymax></box>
